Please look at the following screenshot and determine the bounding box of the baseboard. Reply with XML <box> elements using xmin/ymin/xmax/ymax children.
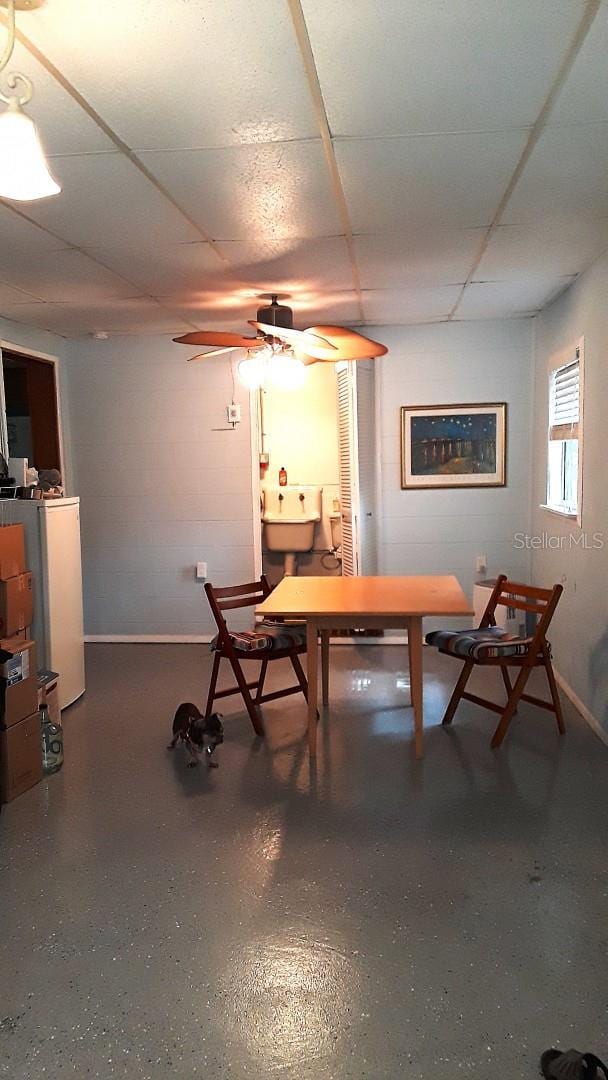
<box><xmin>84</xmin><ymin>633</ymin><xmax>409</xmax><ymax>645</ymax></box>
<box><xmin>84</xmin><ymin>635</ymin><xmax>214</xmax><ymax>644</ymax></box>
<box><xmin>554</xmin><ymin>668</ymin><xmax>608</xmax><ymax>748</ymax></box>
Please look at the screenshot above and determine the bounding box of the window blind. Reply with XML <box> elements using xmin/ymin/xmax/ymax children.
<box><xmin>549</xmin><ymin>357</ymin><xmax>579</xmax><ymax>440</ymax></box>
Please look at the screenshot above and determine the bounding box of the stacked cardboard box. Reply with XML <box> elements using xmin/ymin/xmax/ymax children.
<box><xmin>0</xmin><ymin>525</ymin><xmax>41</xmax><ymax>803</ymax></box>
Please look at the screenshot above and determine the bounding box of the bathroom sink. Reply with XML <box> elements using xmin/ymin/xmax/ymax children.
<box><xmin>261</xmin><ymin>485</ymin><xmax>322</xmax><ymax>575</ymax></box>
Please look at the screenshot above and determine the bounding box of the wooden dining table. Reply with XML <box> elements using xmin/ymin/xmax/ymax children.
<box><xmin>256</xmin><ymin>574</ymin><xmax>472</xmax><ymax>759</ymax></box>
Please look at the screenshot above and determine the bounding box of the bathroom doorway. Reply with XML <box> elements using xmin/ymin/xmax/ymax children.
<box><xmin>250</xmin><ymin>360</ymin><xmax>379</xmax><ymax>585</ymax></box>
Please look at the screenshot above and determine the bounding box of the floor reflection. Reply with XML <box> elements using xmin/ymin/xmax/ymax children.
<box><xmin>223</xmin><ymin>934</ymin><xmax>359</xmax><ymax>1070</ymax></box>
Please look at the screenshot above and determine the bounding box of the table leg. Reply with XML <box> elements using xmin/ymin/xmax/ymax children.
<box><xmin>408</xmin><ymin>616</ymin><xmax>424</xmax><ymax>760</ymax></box>
<box><xmin>306</xmin><ymin>620</ymin><xmax>319</xmax><ymax>756</ymax></box>
<box><xmin>321</xmin><ymin>629</ymin><xmax>330</xmax><ymax>706</ymax></box>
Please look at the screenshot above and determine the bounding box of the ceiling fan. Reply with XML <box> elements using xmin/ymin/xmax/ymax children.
<box><xmin>173</xmin><ymin>295</ymin><xmax>388</xmax><ymax>388</ymax></box>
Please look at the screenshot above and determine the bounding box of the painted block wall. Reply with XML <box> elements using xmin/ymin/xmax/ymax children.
<box><xmin>375</xmin><ymin>320</ymin><xmax>535</xmax><ymax>626</ymax></box>
<box><xmin>64</xmin><ymin>336</ymin><xmax>255</xmax><ymax>638</ymax></box>
<box><xmin>531</xmin><ymin>252</ymin><xmax>608</xmax><ymax>730</ymax></box>
<box><xmin>61</xmin><ymin>318</ymin><xmax>537</xmax><ymax>639</ymax></box>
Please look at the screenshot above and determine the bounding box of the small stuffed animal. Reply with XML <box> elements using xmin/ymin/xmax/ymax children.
<box><xmin>167</xmin><ymin>703</ymin><xmax>224</xmax><ymax>768</ymax></box>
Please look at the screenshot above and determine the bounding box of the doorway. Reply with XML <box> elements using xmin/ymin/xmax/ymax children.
<box><xmin>250</xmin><ymin>360</ymin><xmax>378</xmax><ymax>583</ymax></box>
<box><xmin>0</xmin><ymin>348</ymin><xmax>62</xmax><ymax>473</ymax></box>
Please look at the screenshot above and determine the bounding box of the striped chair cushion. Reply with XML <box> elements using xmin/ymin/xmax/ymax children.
<box><xmin>425</xmin><ymin>626</ymin><xmax>531</xmax><ymax>660</ymax></box>
<box><xmin>211</xmin><ymin>620</ymin><xmax>306</xmax><ymax>654</ymax></box>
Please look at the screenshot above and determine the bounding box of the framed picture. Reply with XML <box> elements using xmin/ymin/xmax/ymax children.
<box><xmin>400</xmin><ymin>402</ymin><xmax>507</xmax><ymax>489</ymax></box>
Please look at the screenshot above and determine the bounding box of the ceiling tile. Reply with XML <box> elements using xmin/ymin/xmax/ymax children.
<box><xmin>0</xmin><ymin>299</ymin><xmax>191</xmax><ymax>337</ymax></box>
<box><xmin>456</xmin><ymin>276</ymin><xmax>575</xmax><ymax>319</ymax></box>
<box><xmin>0</xmin><ymin>283</ymin><xmax>43</xmax><ymax>304</ymax></box>
<box><xmin>26</xmin><ymin>0</ymin><xmax>317</xmax><ymax>149</ymax></box>
<box><xmin>163</xmin><ymin>295</ymin><xmax>260</xmax><ymax>333</ymax></box>
<box><xmin>550</xmin><ymin>6</ymin><xmax>608</xmax><ymax>125</ymax></box>
<box><xmin>162</xmin><ymin>289</ymin><xmax>361</xmax><ymax>333</ymax></box>
<box><xmin>301</xmin><ymin>0</ymin><xmax>584</xmax><ymax>136</ymax></box>
<box><xmin>85</xmin><ymin>241</ymin><xmax>235</xmax><ymax>297</ymax></box>
<box><xmin>20</xmin><ymin>153</ymin><xmax>204</xmax><ymax>248</ymax></box>
<box><xmin>0</xmin><ymin>250</ymin><xmax>139</xmax><ymax>302</ymax></box>
<box><xmin>503</xmin><ymin>124</ymin><xmax>608</xmax><ymax>223</ymax></box>
<box><xmin>477</xmin><ymin>220</ymin><xmax>608</xmax><ymax>279</ymax></box>
<box><xmin>336</xmin><ymin>132</ymin><xmax>528</xmax><ymax>232</ymax></box>
<box><xmin>215</xmin><ymin>237</ymin><xmax>354</xmax><ymax>293</ymax></box>
<box><xmin>355</xmin><ymin>229</ymin><xmax>482</xmax><ymax>288</ymax></box>
<box><xmin>0</xmin><ymin>206</ymin><xmax>66</xmax><ymax>254</ymax></box>
<box><xmin>3</xmin><ymin>38</ymin><xmax>113</xmax><ymax>155</ymax></box>
<box><xmin>296</xmin><ymin>294</ymin><xmax>361</xmax><ymax>326</ymax></box>
<box><xmin>362</xmin><ymin>286</ymin><xmax>461</xmax><ymax>324</ymax></box>
<box><xmin>140</xmin><ymin>142</ymin><xmax>341</xmax><ymax>240</ymax></box>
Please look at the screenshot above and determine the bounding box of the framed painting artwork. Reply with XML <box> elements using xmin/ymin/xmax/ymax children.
<box><xmin>400</xmin><ymin>403</ymin><xmax>507</xmax><ymax>489</ymax></box>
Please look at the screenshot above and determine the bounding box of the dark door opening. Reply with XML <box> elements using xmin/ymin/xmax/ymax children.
<box><xmin>2</xmin><ymin>350</ymin><xmax>61</xmax><ymax>472</ymax></box>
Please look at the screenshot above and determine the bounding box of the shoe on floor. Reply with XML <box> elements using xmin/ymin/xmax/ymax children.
<box><xmin>541</xmin><ymin>1049</ymin><xmax>608</xmax><ymax>1079</ymax></box>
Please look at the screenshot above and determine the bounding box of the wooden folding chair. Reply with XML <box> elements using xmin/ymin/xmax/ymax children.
<box><xmin>204</xmin><ymin>576</ymin><xmax>308</xmax><ymax>736</ymax></box>
<box><xmin>429</xmin><ymin>574</ymin><xmax>565</xmax><ymax>748</ymax></box>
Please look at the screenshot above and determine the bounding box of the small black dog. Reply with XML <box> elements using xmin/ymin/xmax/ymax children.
<box><xmin>167</xmin><ymin>703</ymin><xmax>224</xmax><ymax>768</ymax></box>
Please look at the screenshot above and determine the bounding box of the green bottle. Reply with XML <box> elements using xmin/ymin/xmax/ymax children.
<box><xmin>41</xmin><ymin>704</ymin><xmax>63</xmax><ymax>774</ymax></box>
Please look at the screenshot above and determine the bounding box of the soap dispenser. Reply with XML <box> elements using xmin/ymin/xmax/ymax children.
<box><xmin>279</xmin><ymin>466</ymin><xmax>288</xmax><ymax>487</ymax></box>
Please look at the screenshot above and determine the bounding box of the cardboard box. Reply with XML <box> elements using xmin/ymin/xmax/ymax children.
<box><xmin>37</xmin><ymin>670</ymin><xmax>61</xmax><ymax>727</ymax></box>
<box><xmin>0</xmin><ymin>635</ymin><xmax>34</xmax><ymax>684</ymax></box>
<box><xmin>0</xmin><ymin>572</ymin><xmax>33</xmax><ymax>638</ymax></box>
<box><xmin>0</xmin><ymin>641</ymin><xmax>37</xmax><ymax>729</ymax></box>
<box><xmin>0</xmin><ymin>525</ymin><xmax>25</xmax><ymax>582</ymax></box>
<box><xmin>0</xmin><ymin>710</ymin><xmax>42</xmax><ymax>803</ymax></box>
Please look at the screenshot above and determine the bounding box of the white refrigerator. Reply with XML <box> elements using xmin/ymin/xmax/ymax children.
<box><xmin>3</xmin><ymin>497</ymin><xmax>85</xmax><ymax>709</ymax></box>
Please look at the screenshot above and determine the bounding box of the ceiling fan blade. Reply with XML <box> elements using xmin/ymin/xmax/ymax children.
<box><xmin>304</xmin><ymin>325</ymin><xmax>388</xmax><ymax>360</ymax></box>
<box><xmin>299</xmin><ymin>353</ymin><xmax>323</xmax><ymax>366</ymax></box>
<box><xmin>248</xmin><ymin>321</ymin><xmax>337</xmax><ymax>360</ymax></box>
<box><xmin>173</xmin><ymin>330</ymin><xmax>260</xmax><ymax>348</ymax></box>
<box><xmin>187</xmin><ymin>347</ymin><xmax>240</xmax><ymax>361</ymax></box>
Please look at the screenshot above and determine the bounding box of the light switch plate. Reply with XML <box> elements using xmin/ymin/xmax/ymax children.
<box><xmin>196</xmin><ymin>562</ymin><xmax>207</xmax><ymax>580</ymax></box>
<box><xmin>227</xmin><ymin>403</ymin><xmax>241</xmax><ymax>424</ymax></box>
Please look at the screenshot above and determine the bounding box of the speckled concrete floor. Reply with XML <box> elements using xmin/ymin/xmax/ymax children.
<box><xmin>1</xmin><ymin>643</ymin><xmax>607</xmax><ymax>1079</ymax></box>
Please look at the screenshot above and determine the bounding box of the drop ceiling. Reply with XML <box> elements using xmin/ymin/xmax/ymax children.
<box><xmin>0</xmin><ymin>0</ymin><xmax>606</xmax><ymax>337</ymax></box>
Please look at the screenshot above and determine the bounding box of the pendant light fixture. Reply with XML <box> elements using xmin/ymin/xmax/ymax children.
<box><xmin>0</xmin><ymin>0</ymin><xmax>60</xmax><ymax>201</ymax></box>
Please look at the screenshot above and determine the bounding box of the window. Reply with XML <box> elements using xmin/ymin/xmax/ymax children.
<box><xmin>546</xmin><ymin>343</ymin><xmax>583</xmax><ymax>519</ymax></box>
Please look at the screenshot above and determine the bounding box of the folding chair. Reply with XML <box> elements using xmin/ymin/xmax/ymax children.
<box><xmin>426</xmin><ymin>574</ymin><xmax>565</xmax><ymax>748</ymax></box>
<box><xmin>204</xmin><ymin>576</ymin><xmax>308</xmax><ymax>736</ymax></box>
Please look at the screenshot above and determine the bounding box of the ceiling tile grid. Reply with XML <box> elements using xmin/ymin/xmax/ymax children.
<box><xmin>0</xmin><ymin>0</ymin><xmax>604</xmax><ymax>334</ymax></box>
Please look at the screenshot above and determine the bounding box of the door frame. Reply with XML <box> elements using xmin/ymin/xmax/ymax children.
<box><xmin>249</xmin><ymin>387</ymin><xmax>263</xmax><ymax>580</ymax></box>
<box><xmin>0</xmin><ymin>340</ymin><xmax>66</xmax><ymax>486</ymax></box>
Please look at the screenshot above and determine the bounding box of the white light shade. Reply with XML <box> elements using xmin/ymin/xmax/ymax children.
<box><xmin>0</xmin><ymin>101</ymin><xmax>60</xmax><ymax>201</ymax></box>
<box><xmin>268</xmin><ymin>352</ymin><xmax>306</xmax><ymax>390</ymax></box>
<box><xmin>238</xmin><ymin>352</ymin><xmax>267</xmax><ymax>390</ymax></box>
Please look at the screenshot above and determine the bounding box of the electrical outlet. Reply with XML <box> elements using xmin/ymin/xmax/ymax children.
<box><xmin>227</xmin><ymin>403</ymin><xmax>241</xmax><ymax>424</ymax></box>
<box><xmin>196</xmin><ymin>562</ymin><xmax>207</xmax><ymax>580</ymax></box>
<box><xmin>475</xmin><ymin>554</ymin><xmax>487</xmax><ymax>575</ymax></box>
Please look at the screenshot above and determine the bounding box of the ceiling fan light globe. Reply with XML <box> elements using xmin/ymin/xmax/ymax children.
<box><xmin>0</xmin><ymin>102</ymin><xmax>60</xmax><ymax>201</ymax></box>
<box><xmin>268</xmin><ymin>353</ymin><xmax>306</xmax><ymax>391</ymax></box>
<box><xmin>238</xmin><ymin>353</ymin><xmax>267</xmax><ymax>390</ymax></box>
